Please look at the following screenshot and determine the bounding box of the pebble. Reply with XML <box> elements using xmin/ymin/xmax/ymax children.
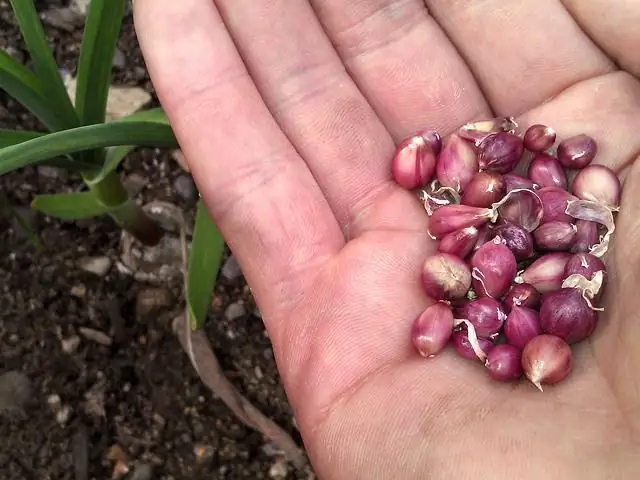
<box><xmin>0</xmin><ymin>371</ymin><xmax>33</xmax><ymax>415</ymax></box>
<box><xmin>129</xmin><ymin>463</ymin><xmax>153</xmax><ymax>480</ymax></box>
<box><xmin>37</xmin><ymin>165</ymin><xmax>68</xmax><ymax>181</ymax></box>
<box><xmin>221</xmin><ymin>256</ymin><xmax>243</xmax><ymax>282</ymax></box>
<box><xmin>123</xmin><ymin>173</ymin><xmax>148</xmax><ymax>196</ymax></box>
<box><xmin>61</xmin><ymin>335</ymin><xmax>81</xmax><ymax>354</ymax></box>
<box><xmin>70</xmin><ymin>284</ymin><xmax>86</xmax><ymax>298</ymax></box>
<box><xmin>173</xmin><ymin>174</ymin><xmax>197</xmax><ymax>204</ymax></box>
<box><xmin>269</xmin><ymin>458</ymin><xmax>289</xmax><ymax>479</ymax></box>
<box><xmin>78</xmin><ymin>327</ymin><xmax>112</xmax><ymax>346</ymax></box>
<box><xmin>77</xmin><ymin>256</ymin><xmax>112</xmax><ymax>277</ymax></box>
<box><xmin>56</xmin><ymin>405</ymin><xmax>72</xmax><ymax>425</ymax></box>
<box><xmin>224</xmin><ymin>301</ymin><xmax>246</xmax><ymax>321</ymax></box>
<box><xmin>136</xmin><ymin>287</ymin><xmax>172</xmax><ymax>316</ymax></box>
<box><xmin>112</xmin><ymin>48</ymin><xmax>126</xmax><ymax>69</ymax></box>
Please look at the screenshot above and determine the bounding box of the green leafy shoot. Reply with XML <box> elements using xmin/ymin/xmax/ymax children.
<box><xmin>31</xmin><ymin>191</ymin><xmax>115</xmax><ymax>220</ymax></box>
<box><xmin>186</xmin><ymin>199</ymin><xmax>226</xmax><ymax>329</ymax></box>
<box><xmin>0</xmin><ymin>121</ymin><xmax>177</xmax><ymax>176</ymax></box>
<box><xmin>0</xmin><ymin>50</ymin><xmax>67</xmax><ymax>131</ymax></box>
<box><xmin>9</xmin><ymin>0</ymin><xmax>78</xmax><ymax>129</ymax></box>
<box><xmin>75</xmin><ymin>0</ymin><xmax>127</xmax><ymax>126</ymax></box>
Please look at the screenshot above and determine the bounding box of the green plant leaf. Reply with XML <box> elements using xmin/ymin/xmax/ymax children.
<box><xmin>0</xmin><ymin>121</ymin><xmax>178</xmax><ymax>176</ymax></box>
<box><xmin>186</xmin><ymin>199</ymin><xmax>225</xmax><ymax>329</ymax></box>
<box><xmin>9</xmin><ymin>0</ymin><xmax>79</xmax><ymax>129</ymax></box>
<box><xmin>0</xmin><ymin>50</ymin><xmax>67</xmax><ymax>131</ymax></box>
<box><xmin>0</xmin><ymin>129</ymin><xmax>96</xmax><ymax>171</ymax></box>
<box><xmin>75</xmin><ymin>0</ymin><xmax>127</xmax><ymax>126</ymax></box>
<box><xmin>85</xmin><ymin>108</ymin><xmax>174</xmax><ymax>184</ymax></box>
<box><xmin>0</xmin><ymin>128</ymin><xmax>43</xmax><ymax>148</ymax></box>
<box><xmin>31</xmin><ymin>191</ymin><xmax>114</xmax><ymax>220</ymax></box>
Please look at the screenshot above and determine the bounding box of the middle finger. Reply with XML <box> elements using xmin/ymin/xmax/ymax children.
<box><xmin>216</xmin><ymin>0</ymin><xmax>398</xmax><ymax>231</ymax></box>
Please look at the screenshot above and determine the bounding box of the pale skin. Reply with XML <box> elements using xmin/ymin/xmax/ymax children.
<box><xmin>133</xmin><ymin>1</ymin><xmax>640</xmax><ymax>478</ymax></box>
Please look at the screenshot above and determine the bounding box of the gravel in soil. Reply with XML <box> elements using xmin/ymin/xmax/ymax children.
<box><xmin>0</xmin><ymin>3</ymin><xmax>312</xmax><ymax>479</ymax></box>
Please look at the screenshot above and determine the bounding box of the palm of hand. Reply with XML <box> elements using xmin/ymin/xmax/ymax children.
<box><xmin>135</xmin><ymin>1</ymin><xmax>640</xmax><ymax>478</ymax></box>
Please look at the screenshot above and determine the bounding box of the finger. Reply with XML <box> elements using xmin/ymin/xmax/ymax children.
<box><xmin>215</xmin><ymin>0</ymin><xmax>399</xmax><ymax>230</ymax></box>
<box><xmin>562</xmin><ymin>0</ymin><xmax>640</xmax><ymax>77</ymax></box>
<box><xmin>425</xmin><ymin>0</ymin><xmax>615</xmax><ymax>115</ymax></box>
<box><xmin>134</xmin><ymin>0</ymin><xmax>344</xmax><ymax>331</ymax></box>
<box><xmin>309</xmin><ymin>0</ymin><xmax>490</xmax><ymax>140</ymax></box>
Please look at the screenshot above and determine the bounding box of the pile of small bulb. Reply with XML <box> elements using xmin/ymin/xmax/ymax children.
<box><xmin>391</xmin><ymin>118</ymin><xmax>620</xmax><ymax>390</ymax></box>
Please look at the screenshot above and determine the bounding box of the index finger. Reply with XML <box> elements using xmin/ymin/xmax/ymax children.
<box><xmin>134</xmin><ymin>0</ymin><xmax>344</xmax><ymax>325</ymax></box>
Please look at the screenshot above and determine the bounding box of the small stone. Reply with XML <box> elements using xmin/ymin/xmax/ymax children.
<box><xmin>40</xmin><ymin>6</ymin><xmax>84</xmax><ymax>32</ymax></box>
<box><xmin>129</xmin><ymin>463</ymin><xmax>153</xmax><ymax>480</ymax></box>
<box><xmin>61</xmin><ymin>335</ymin><xmax>81</xmax><ymax>354</ymax></box>
<box><xmin>70</xmin><ymin>284</ymin><xmax>86</xmax><ymax>298</ymax></box>
<box><xmin>269</xmin><ymin>458</ymin><xmax>288</xmax><ymax>479</ymax></box>
<box><xmin>112</xmin><ymin>48</ymin><xmax>126</xmax><ymax>69</ymax></box>
<box><xmin>224</xmin><ymin>301</ymin><xmax>246</xmax><ymax>321</ymax></box>
<box><xmin>0</xmin><ymin>371</ymin><xmax>33</xmax><ymax>415</ymax></box>
<box><xmin>171</xmin><ymin>150</ymin><xmax>190</xmax><ymax>172</ymax></box>
<box><xmin>37</xmin><ymin>165</ymin><xmax>67</xmax><ymax>181</ymax></box>
<box><xmin>77</xmin><ymin>256</ymin><xmax>112</xmax><ymax>277</ymax></box>
<box><xmin>220</xmin><ymin>256</ymin><xmax>243</xmax><ymax>283</ymax></box>
<box><xmin>56</xmin><ymin>405</ymin><xmax>72</xmax><ymax>425</ymax></box>
<box><xmin>78</xmin><ymin>327</ymin><xmax>112</xmax><ymax>346</ymax></box>
<box><xmin>194</xmin><ymin>444</ymin><xmax>214</xmax><ymax>464</ymax></box>
<box><xmin>47</xmin><ymin>394</ymin><xmax>61</xmax><ymax>409</ymax></box>
<box><xmin>71</xmin><ymin>0</ymin><xmax>91</xmax><ymax>16</ymax></box>
<box><xmin>254</xmin><ymin>366</ymin><xmax>264</xmax><ymax>380</ymax></box>
<box><xmin>173</xmin><ymin>174</ymin><xmax>197</xmax><ymax>204</ymax></box>
<box><xmin>123</xmin><ymin>173</ymin><xmax>148</xmax><ymax>196</ymax></box>
<box><xmin>136</xmin><ymin>287</ymin><xmax>172</xmax><ymax>316</ymax></box>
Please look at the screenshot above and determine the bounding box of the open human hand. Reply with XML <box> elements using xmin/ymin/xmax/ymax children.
<box><xmin>134</xmin><ymin>1</ymin><xmax>640</xmax><ymax>478</ymax></box>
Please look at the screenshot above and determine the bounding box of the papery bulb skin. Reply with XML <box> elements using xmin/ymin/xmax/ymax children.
<box><xmin>533</xmin><ymin>221</ymin><xmax>577</xmax><ymax>252</ymax></box>
<box><xmin>436</xmin><ymin>134</ymin><xmax>479</xmax><ymax>192</ymax></box>
<box><xmin>538</xmin><ymin>187</ymin><xmax>577</xmax><ymax>224</ymax></box>
<box><xmin>495</xmin><ymin>189</ymin><xmax>544</xmax><ymax>232</ymax></box>
<box><xmin>571</xmin><ymin>164</ymin><xmax>621</xmax><ymax>208</ymax></box>
<box><xmin>522</xmin><ymin>334</ymin><xmax>573</xmax><ymax>391</ymax></box>
<box><xmin>539</xmin><ymin>287</ymin><xmax>598</xmax><ymax>344</ymax></box>
<box><xmin>557</xmin><ymin>134</ymin><xmax>597</xmax><ymax>170</ymax></box>
<box><xmin>437</xmin><ymin>227</ymin><xmax>479</xmax><ymax>259</ymax></box>
<box><xmin>458</xmin><ymin>117</ymin><xmax>518</xmax><ymax>146</ymax></box>
<box><xmin>461</xmin><ymin>171</ymin><xmax>506</xmax><ymax>207</ymax></box>
<box><xmin>451</xmin><ymin>329</ymin><xmax>495</xmax><ymax>362</ymax></box>
<box><xmin>571</xmin><ymin>220</ymin><xmax>599</xmax><ymax>253</ymax></box>
<box><xmin>485</xmin><ymin>344</ymin><xmax>523</xmax><ymax>382</ymax></box>
<box><xmin>411</xmin><ymin>302</ymin><xmax>454</xmax><ymax>358</ymax></box>
<box><xmin>520</xmin><ymin>252</ymin><xmax>572</xmax><ymax>293</ymax></box>
<box><xmin>477</xmin><ymin>132</ymin><xmax>524</xmax><ymax>174</ymax></box>
<box><xmin>428</xmin><ymin>204</ymin><xmax>493</xmax><ymax>239</ymax></box>
<box><xmin>455</xmin><ymin>297</ymin><xmax>506</xmax><ymax>339</ymax></box>
<box><xmin>504</xmin><ymin>306</ymin><xmax>542</xmax><ymax>350</ymax></box>
<box><xmin>391</xmin><ymin>134</ymin><xmax>437</xmax><ymax>189</ymax></box>
<box><xmin>491</xmin><ymin>223</ymin><xmax>535</xmax><ymax>261</ymax></box>
<box><xmin>528</xmin><ymin>153</ymin><xmax>568</xmax><ymax>189</ymax></box>
<box><xmin>421</xmin><ymin>253</ymin><xmax>472</xmax><ymax>301</ymax></box>
<box><xmin>503</xmin><ymin>283</ymin><xmax>541</xmax><ymax>312</ymax></box>
<box><xmin>523</xmin><ymin>124</ymin><xmax>556</xmax><ymax>152</ymax></box>
<box><xmin>503</xmin><ymin>173</ymin><xmax>536</xmax><ymax>192</ymax></box>
<box><xmin>470</xmin><ymin>237</ymin><xmax>517</xmax><ymax>299</ymax></box>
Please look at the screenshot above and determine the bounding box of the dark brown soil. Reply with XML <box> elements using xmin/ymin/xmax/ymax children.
<box><xmin>0</xmin><ymin>3</ymin><xmax>311</xmax><ymax>479</ymax></box>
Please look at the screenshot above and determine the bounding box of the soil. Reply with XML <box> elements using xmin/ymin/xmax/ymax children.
<box><xmin>0</xmin><ymin>2</ymin><xmax>312</xmax><ymax>479</ymax></box>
